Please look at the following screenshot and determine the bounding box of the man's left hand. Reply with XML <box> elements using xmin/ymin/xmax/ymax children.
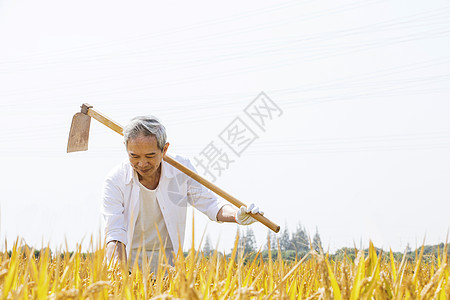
<box><xmin>235</xmin><ymin>203</ymin><xmax>264</xmax><ymax>225</ymax></box>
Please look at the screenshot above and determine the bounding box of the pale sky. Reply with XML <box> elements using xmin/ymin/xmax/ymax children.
<box><xmin>1</xmin><ymin>0</ymin><xmax>450</xmax><ymax>253</ymax></box>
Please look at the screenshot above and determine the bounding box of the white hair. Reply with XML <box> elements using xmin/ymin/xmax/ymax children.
<box><xmin>123</xmin><ymin>115</ymin><xmax>167</xmax><ymax>150</ymax></box>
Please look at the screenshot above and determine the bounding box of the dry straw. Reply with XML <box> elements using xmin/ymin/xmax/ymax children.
<box><xmin>0</xmin><ymin>235</ymin><xmax>449</xmax><ymax>299</ymax></box>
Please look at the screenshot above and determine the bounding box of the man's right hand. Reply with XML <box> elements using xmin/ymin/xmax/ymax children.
<box><xmin>106</xmin><ymin>240</ymin><xmax>127</xmax><ymax>267</ymax></box>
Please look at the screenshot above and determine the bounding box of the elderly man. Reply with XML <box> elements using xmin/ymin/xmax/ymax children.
<box><xmin>102</xmin><ymin>115</ymin><xmax>261</xmax><ymax>271</ymax></box>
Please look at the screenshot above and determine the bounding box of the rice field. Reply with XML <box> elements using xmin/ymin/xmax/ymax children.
<box><xmin>1</xmin><ymin>235</ymin><xmax>449</xmax><ymax>299</ymax></box>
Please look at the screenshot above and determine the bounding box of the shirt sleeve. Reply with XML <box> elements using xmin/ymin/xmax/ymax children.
<box><xmin>101</xmin><ymin>171</ymin><xmax>128</xmax><ymax>245</ymax></box>
<box><xmin>183</xmin><ymin>158</ymin><xmax>229</xmax><ymax>221</ymax></box>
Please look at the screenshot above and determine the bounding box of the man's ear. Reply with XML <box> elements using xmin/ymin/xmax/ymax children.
<box><xmin>162</xmin><ymin>142</ymin><xmax>170</xmax><ymax>156</ymax></box>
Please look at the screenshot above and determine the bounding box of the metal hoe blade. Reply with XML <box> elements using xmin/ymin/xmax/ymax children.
<box><xmin>67</xmin><ymin>112</ymin><xmax>92</xmax><ymax>152</ymax></box>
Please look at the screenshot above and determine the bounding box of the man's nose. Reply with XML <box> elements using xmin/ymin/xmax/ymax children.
<box><xmin>137</xmin><ymin>159</ymin><xmax>149</xmax><ymax>167</ymax></box>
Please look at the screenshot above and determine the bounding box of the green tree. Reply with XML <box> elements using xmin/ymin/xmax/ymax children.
<box><xmin>238</xmin><ymin>228</ymin><xmax>257</xmax><ymax>254</ymax></box>
<box><xmin>244</xmin><ymin>227</ymin><xmax>257</xmax><ymax>254</ymax></box>
<box><xmin>264</xmin><ymin>229</ymin><xmax>278</xmax><ymax>251</ymax></box>
<box><xmin>290</xmin><ymin>223</ymin><xmax>309</xmax><ymax>253</ymax></box>
<box><xmin>312</xmin><ymin>227</ymin><xmax>322</xmax><ymax>253</ymax></box>
<box><xmin>280</xmin><ymin>225</ymin><xmax>290</xmax><ymax>252</ymax></box>
<box><xmin>203</xmin><ymin>234</ymin><xmax>213</xmax><ymax>256</ymax></box>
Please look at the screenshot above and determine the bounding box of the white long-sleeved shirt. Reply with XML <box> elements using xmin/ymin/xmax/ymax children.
<box><xmin>101</xmin><ymin>154</ymin><xmax>227</xmax><ymax>260</ymax></box>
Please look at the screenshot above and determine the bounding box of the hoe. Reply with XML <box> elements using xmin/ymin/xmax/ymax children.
<box><xmin>67</xmin><ymin>103</ymin><xmax>280</xmax><ymax>233</ymax></box>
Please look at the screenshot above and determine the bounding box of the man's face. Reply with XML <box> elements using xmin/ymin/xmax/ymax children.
<box><xmin>126</xmin><ymin>134</ymin><xmax>169</xmax><ymax>179</ymax></box>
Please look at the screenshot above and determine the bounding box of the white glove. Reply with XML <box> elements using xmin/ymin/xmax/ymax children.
<box><xmin>235</xmin><ymin>203</ymin><xmax>264</xmax><ymax>225</ymax></box>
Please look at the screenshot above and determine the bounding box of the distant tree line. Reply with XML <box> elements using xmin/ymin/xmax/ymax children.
<box><xmin>202</xmin><ymin>225</ymin><xmax>450</xmax><ymax>263</ymax></box>
<box><xmin>203</xmin><ymin>223</ymin><xmax>323</xmax><ymax>260</ymax></box>
<box><xmin>7</xmin><ymin>234</ymin><xmax>448</xmax><ymax>264</ymax></box>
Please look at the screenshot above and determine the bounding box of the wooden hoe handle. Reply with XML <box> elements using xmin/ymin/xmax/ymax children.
<box><xmin>82</xmin><ymin>103</ymin><xmax>280</xmax><ymax>233</ymax></box>
<box><xmin>165</xmin><ymin>156</ymin><xmax>280</xmax><ymax>233</ymax></box>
